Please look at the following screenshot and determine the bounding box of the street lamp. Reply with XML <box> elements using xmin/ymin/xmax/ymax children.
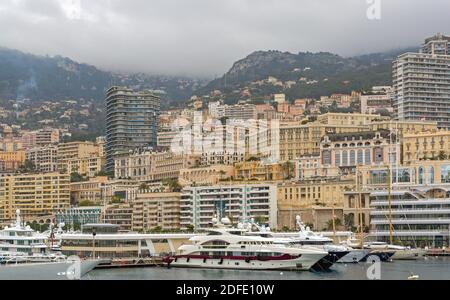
<box><xmin>92</xmin><ymin>230</ymin><xmax>97</xmax><ymax>259</ymax></box>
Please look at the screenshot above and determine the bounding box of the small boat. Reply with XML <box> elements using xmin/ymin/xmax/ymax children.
<box><xmin>408</xmin><ymin>273</ymin><xmax>419</xmax><ymax>280</ymax></box>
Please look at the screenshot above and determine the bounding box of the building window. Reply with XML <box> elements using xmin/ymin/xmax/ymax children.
<box><xmin>365</xmin><ymin>149</ymin><xmax>371</xmax><ymax>164</ymax></box>
<box><xmin>342</xmin><ymin>150</ymin><xmax>348</xmax><ymax>166</ymax></box>
<box><xmin>393</xmin><ymin>168</ymin><xmax>411</xmax><ymax>184</ymax></box>
<box><xmin>357</xmin><ymin>149</ymin><xmax>364</xmax><ymax>165</ymax></box>
<box><xmin>349</xmin><ymin>150</ymin><xmax>356</xmax><ymax>165</ymax></box>
<box><xmin>429</xmin><ymin>167</ymin><xmax>434</xmax><ymax>184</ymax></box>
<box><xmin>322</xmin><ymin>150</ymin><xmax>331</xmax><ymax>165</ymax></box>
<box><xmin>440</xmin><ymin>165</ymin><xmax>450</xmax><ymax>183</ymax></box>
<box><xmin>374</xmin><ymin>148</ymin><xmax>383</xmax><ymax>163</ymax></box>
<box><xmin>418</xmin><ymin>167</ymin><xmax>424</xmax><ymax>184</ymax></box>
<box><xmin>335</xmin><ymin>152</ymin><xmax>341</xmax><ymax>166</ymax></box>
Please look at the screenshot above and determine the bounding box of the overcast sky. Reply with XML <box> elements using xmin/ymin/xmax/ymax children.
<box><xmin>0</xmin><ymin>0</ymin><xmax>449</xmax><ymax>78</ymax></box>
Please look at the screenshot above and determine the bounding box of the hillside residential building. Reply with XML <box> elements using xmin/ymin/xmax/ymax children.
<box><xmin>180</xmin><ymin>184</ymin><xmax>277</xmax><ymax>230</ymax></box>
<box><xmin>105</xmin><ymin>86</ymin><xmax>160</xmax><ymax>171</ymax></box>
<box><xmin>392</xmin><ymin>34</ymin><xmax>450</xmax><ymax>128</ymax></box>
<box><xmin>26</xmin><ymin>145</ymin><xmax>58</xmax><ymax>173</ymax></box>
<box><xmin>133</xmin><ymin>191</ymin><xmax>181</xmax><ymax>231</ymax></box>
<box><xmin>114</xmin><ymin>150</ymin><xmax>194</xmax><ymax>182</ymax></box>
<box><xmin>402</xmin><ymin>129</ymin><xmax>450</xmax><ymax>162</ymax></box>
<box><xmin>0</xmin><ymin>173</ymin><xmax>70</xmax><ymax>223</ymax></box>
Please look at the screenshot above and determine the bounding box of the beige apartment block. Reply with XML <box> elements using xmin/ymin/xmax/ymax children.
<box><xmin>277</xmin><ymin>178</ymin><xmax>354</xmax><ymax>229</ymax></box>
<box><xmin>403</xmin><ymin>129</ymin><xmax>450</xmax><ymax>162</ymax></box>
<box><xmin>179</xmin><ymin>165</ymin><xmax>234</xmax><ymax>186</ymax></box>
<box><xmin>132</xmin><ymin>191</ymin><xmax>181</xmax><ymax>232</ymax></box>
<box><xmin>0</xmin><ymin>173</ymin><xmax>70</xmax><ymax>223</ymax></box>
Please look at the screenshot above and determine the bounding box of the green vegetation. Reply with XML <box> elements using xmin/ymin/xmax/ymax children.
<box><xmin>78</xmin><ymin>200</ymin><xmax>99</xmax><ymax>207</ymax></box>
<box><xmin>163</xmin><ymin>178</ymin><xmax>182</xmax><ymax>192</ymax></box>
<box><xmin>325</xmin><ymin>218</ymin><xmax>342</xmax><ymax>231</ymax></box>
<box><xmin>70</xmin><ymin>172</ymin><xmax>87</xmax><ymax>183</ymax></box>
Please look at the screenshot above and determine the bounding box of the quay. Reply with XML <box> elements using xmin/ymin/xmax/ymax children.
<box><xmin>95</xmin><ymin>257</ymin><xmax>166</xmax><ymax>269</ymax></box>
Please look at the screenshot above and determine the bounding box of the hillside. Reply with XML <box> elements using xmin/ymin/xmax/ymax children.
<box><xmin>195</xmin><ymin>47</ymin><xmax>418</xmax><ymax>103</ymax></box>
<box><xmin>0</xmin><ymin>47</ymin><xmax>207</xmax><ymax>108</ymax></box>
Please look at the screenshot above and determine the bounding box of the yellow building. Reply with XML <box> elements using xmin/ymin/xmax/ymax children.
<box><xmin>179</xmin><ymin>165</ymin><xmax>234</xmax><ymax>186</ymax></box>
<box><xmin>133</xmin><ymin>191</ymin><xmax>181</xmax><ymax>232</ymax></box>
<box><xmin>277</xmin><ymin>178</ymin><xmax>354</xmax><ymax>229</ymax></box>
<box><xmin>279</xmin><ymin>121</ymin><xmax>367</xmax><ymax>160</ymax></box>
<box><xmin>403</xmin><ymin>129</ymin><xmax>450</xmax><ymax>162</ymax></box>
<box><xmin>234</xmin><ymin>161</ymin><xmax>286</xmax><ymax>181</ymax></box>
<box><xmin>58</xmin><ymin>141</ymin><xmax>104</xmax><ymax>176</ymax></box>
<box><xmin>0</xmin><ymin>150</ymin><xmax>26</xmax><ymax>172</ymax></box>
<box><xmin>70</xmin><ymin>176</ymin><xmax>109</xmax><ymax>205</ymax></box>
<box><xmin>369</xmin><ymin>120</ymin><xmax>439</xmax><ymax>136</ymax></box>
<box><xmin>0</xmin><ymin>173</ymin><xmax>70</xmax><ymax>223</ymax></box>
<box><xmin>317</xmin><ymin>112</ymin><xmax>383</xmax><ymax>126</ymax></box>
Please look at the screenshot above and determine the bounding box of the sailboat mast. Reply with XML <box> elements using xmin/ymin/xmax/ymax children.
<box><xmin>388</xmin><ymin>123</ymin><xmax>394</xmax><ymax>245</ymax></box>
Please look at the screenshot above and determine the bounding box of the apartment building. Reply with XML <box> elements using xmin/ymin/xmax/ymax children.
<box><xmin>277</xmin><ymin>178</ymin><xmax>354</xmax><ymax>229</ymax></box>
<box><xmin>316</xmin><ymin>113</ymin><xmax>383</xmax><ymax>126</ymax></box>
<box><xmin>180</xmin><ymin>184</ymin><xmax>277</xmax><ymax>230</ymax></box>
<box><xmin>58</xmin><ymin>141</ymin><xmax>104</xmax><ymax>176</ymax></box>
<box><xmin>26</xmin><ymin>145</ymin><xmax>58</xmax><ymax>173</ymax></box>
<box><xmin>179</xmin><ymin>165</ymin><xmax>234</xmax><ymax>186</ymax></box>
<box><xmin>279</xmin><ymin>121</ymin><xmax>367</xmax><ymax>161</ymax></box>
<box><xmin>402</xmin><ymin>129</ymin><xmax>450</xmax><ymax>162</ymax></box>
<box><xmin>0</xmin><ymin>150</ymin><xmax>25</xmax><ymax>172</ymax></box>
<box><xmin>105</xmin><ymin>86</ymin><xmax>160</xmax><ymax>171</ymax></box>
<box><xmin>132</xmin><ymin>191</ymin><xmax>181</xmax><ymax>231</ymax></box>
<box><xmin>102</xmin><ymin>203</ymin><xmax>133</xmax><ymax>231</ymax></box>
<box><xmin>234</xmin><ymin>161</ymin><xmax>286</xmax><ymax>181</ymax></box>
<box><xmin>114</xmin><ymin>150</ymin><xmax>193</xmax><ymax>182</ymax></box>
<box><xmin>0</xmin><ymin>173</ymin><xmax>70</xmax><ymax>223</ymax></box>
<box><xmin>392</xmin><ymin>34</ymin><xmax>450</xmax><ymax>128</ymax></box>
<box><xmin>320</xmin><ymin>129</ymin><xmax>399</xmax><ymax>172</ymax></box>
<box><xmin>70</xmin><ymin>176</ymin><xmax>109</xmax><ymax>205</ymax></box>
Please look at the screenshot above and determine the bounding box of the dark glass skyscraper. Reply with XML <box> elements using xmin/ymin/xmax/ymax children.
<box><xmin>105</xmin><ymin>86</ymin><xmax>160</xmax><ymax>171</ymax></box>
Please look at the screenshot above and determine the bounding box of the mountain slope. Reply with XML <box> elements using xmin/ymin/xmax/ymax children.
<box><xmin>196</xmin><ymin>47</ymin><xmax>418</xmax><ymax>102</ymax></box>
<box><xmin>0</xmin><ymin>47</ymin><xmax>207</xmax><ymax>108</ymax></box>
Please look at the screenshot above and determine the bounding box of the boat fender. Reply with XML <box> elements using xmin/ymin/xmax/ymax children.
<box><xmin>186</xmin><ymin>257</ymin><xmax>190</xmax><ymax>262</ymax></box>
<box><xmin>245</xmin><ymin>257</ymin><xmax>251</xmax><ymax>263</ymax></box>
<box><xmin>219</xmin><ymin>258</ymin><xmax>224</xmax><ymax>265</ymax></box>
<box><xmin>203</xmin><ymin>258</ymin><xmax>207</xmax><ymax>263</ymax></box>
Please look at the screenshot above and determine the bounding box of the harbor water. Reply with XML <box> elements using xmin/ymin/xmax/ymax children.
<box><xmin>83</xmin><ymin>257</ymin><xmax>450</xmax><ymax>280</ymax></box>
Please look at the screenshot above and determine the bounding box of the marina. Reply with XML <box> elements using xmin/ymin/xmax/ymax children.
<box><xmin>83</xmin><ymin>257</ymin><xmax>450</xmax><ymax>280</ymax></box>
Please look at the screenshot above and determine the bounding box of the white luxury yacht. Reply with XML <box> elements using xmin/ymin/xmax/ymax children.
<box><xmin>0</xmin><ymin>210</ymin><xmax>104</xmax><ymax>280</ymax></box>
<box><xmin>288</xmin><ymin>216</ymin><xmax>369</xmax><ymax>264</ymax></box>
<box><xmin>164</xmin><ymin>217</ymin><xmax>328</xmax><ymax>271</ymax></box>
<box><xmin>0</xmin><ymin>210</ymin><xmax>66</xmax><ymax>263</ymax></box>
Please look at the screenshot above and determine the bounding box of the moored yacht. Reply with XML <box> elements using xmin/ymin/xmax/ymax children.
<box><xmin>0</xmin><ymin>210</ymin><xmax>65</xmax><ymax>261</ymax></box>
<box><xmin>341</xmin><ymin>236</ymin><xmax>395</xmax><ymax>262</ymax></box>
<box><xmin>289</xmin><ymin>216</ymin><xmax>367</xmax><ymax>265</ymax></box>
<box><xmin>242</xmin><ymin>217</ymin><xmax>351</xmax><ymax>270</ymax></box>
<box><xmin>0</xmin><ymin>210</ymin><xmax>104</xmax><ymax>279</ymax></box>
<box><xmin>363</xmin><ymin>242</ymin><xmax>424</xmax><ymax>260</ymax></box>
<box><xmin>164</xmin><ymin>217</ymin><xmax>328</xmax><ymax>271</ymax></box>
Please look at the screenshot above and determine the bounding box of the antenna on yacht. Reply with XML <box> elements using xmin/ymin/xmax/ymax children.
<box><xmin>15</xmin><ymin>209</ymin><xmax>21</xmax><ymax>228</ymax></box>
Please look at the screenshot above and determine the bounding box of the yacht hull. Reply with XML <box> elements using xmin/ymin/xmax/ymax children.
<box><xmin>0</xmin><ymin>259</ymin><xmax>102</xmax><ymax>280</ymax></box>
<box><xmin>165</xmin><ymin>253</ymin><xmax>326</xmax><ymax>271</ymax></box>
<box><xmin>310</xmin><ymin>251</ymin><xmax>349</xmax><ymax>271</ymax></box>
<box><xmin>362</xmin><ymin>250</ymin><xmax>396</xmax><ymax>262</ymax></box>
<box><xmin>337</xmin><ymin>249</ymin><xmax>370</xmax><ymax>263</ymax></box>
<box><xmin>391</xmin><ymin>249</ymin><xmax>424</xmax><ymax>260</ymax></box>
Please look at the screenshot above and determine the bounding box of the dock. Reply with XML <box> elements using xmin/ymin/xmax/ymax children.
<box><xmin>425</xmin><ymin>249</ymin><xmax>450</xmax><ymax>257</ymax></box>
<box><xmin>95</xmin><ymin>257</ymin><xmax>166</xmax><ymax>269</ymax></box>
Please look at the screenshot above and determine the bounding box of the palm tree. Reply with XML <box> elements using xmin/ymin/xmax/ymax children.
<box><xmin>326</xmin><ymin>218</ymin><xmax>342</xmax><ymax>231</ymax></box>
<box><xmin>282</xmin><ymin>161</ymin><xmax>294</xmax><ymax>179</ymax></box>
